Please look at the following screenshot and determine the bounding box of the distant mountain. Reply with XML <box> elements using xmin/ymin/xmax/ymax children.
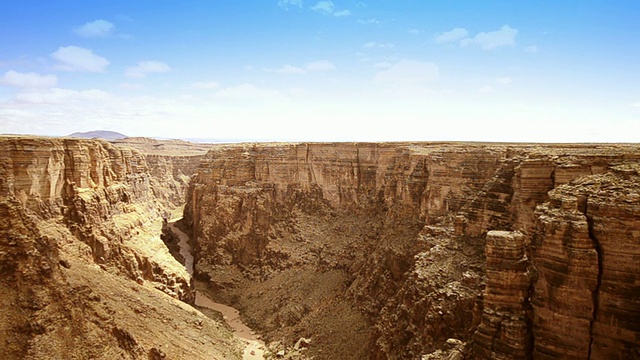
<box><xmin>68</xmin><ymin>130</ymin><xmax>127</xmax><ymax>141</ymax></box>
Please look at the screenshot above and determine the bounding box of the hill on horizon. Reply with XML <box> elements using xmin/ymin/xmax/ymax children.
<box><xmin>68</xmin><ymin>130</ymin><xmax>127</xmax><ymax>141</ymax></box>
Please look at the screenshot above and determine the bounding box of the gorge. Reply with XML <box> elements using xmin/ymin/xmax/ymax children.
<box><xmin>1</xmin><ymin>136</ymin><xmax>639</xmax><ymax>359</ymax></box>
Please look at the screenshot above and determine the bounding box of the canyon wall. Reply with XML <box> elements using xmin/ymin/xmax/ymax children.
<box><xmin>185</xmin><ymin>142</ymin><xmax>640</xmax><ymax>359</ymax></box>
<box><xmin>0</xmin><ymin>137</ymin><xmax>192</xmax><ymax>299</ymax></box>
<box><xmin>0</xmin><ymin>136</ymin><xmax>240</xmax><ymax>359</ymax></box>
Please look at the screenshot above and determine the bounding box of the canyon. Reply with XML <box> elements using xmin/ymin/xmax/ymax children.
<box><xmin>1</xmin><ymin>137</ymin><xmax>639</xmax><ymax>359</ymax></box>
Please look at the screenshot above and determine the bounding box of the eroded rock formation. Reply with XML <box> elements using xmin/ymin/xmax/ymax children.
<box><xmin>0</xmin><ymin>136</ymin><xmax>241</xmax><ymax>359</ymax></box>
<box><xmin>184</xmin><ymin>142</ymin><xmax>640</xmax><ymax>359</ymax></box>
<box><xmin>0</xmin><ymin>137</ymin><xmax>192</xmax><ymax>299</ymax></box>
<box><xmin>532</xmin><ymin>164</ymin><xmax>640</xmax><ymax>359</ymax></box>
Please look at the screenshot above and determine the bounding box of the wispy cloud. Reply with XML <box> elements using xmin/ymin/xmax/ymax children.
<box><xmin>191</xmin><ymin>81</ymin><xmax>220</xmax><ymax>89</ymax></box>
<box><xmin>434</xmin><ymin>27</ymin><xmax>468</xmax><ymax>44</ymax></box>
<box><xmin>0</xmin><ymin>70</ymin><xmax>57</xmax><ymax>88</ymax></box>
<box><xmin>373</xmin><ymin>59</ymin><xmax>439</xmax><ymax>85</ymax></box>
<box><xmin>311</xmin><ymin>1</ymin><xmax>335</xmax><ymax>14</ymax></box>
<box><xmin>306</xmin><ymin>60</ymin><xmax>335</xmax><ymax>71</ymax></box>
<box><xmin>525</xmin><ymin>45</ymin><xmax>538</xmax><ymax>53</ymax></box>
<box><xmin>310</xmin><ymin>1</ymin><xmax>350</xmax><ymax>17</ymax></box>
<box><xmin>268</xmin><ymin>60</ymin><xmax>336</xmax><ymax>74</ymax></box>
<box><xmin>125</xmin><ymin>60</ymin><xmax>171</xmax><ymax>78</ymax></box>
<box><xmin>274</xmin><ymin>65</ymin><xmax>307</xmax><ymax>74</ymax></box>
<box><xmin>74</xmin><ymin>19</ymin><xmax>114</xmax><ymax>38</ymax></box>
<box><xmin>363</xmin><ymin>41</ymin><xmax>394</xmax><ymax>49</ymax></box>
<box><xmin>278</xmin><ymin>0</ymin><xmax>303</xmax><ymax>10</ymax></box>
<box><xmin>373</xmin><ymin>61</ymin><xmax>393</xmax><ymax>68</ymax></box>
<box><xmin>14</xmin><ymin>88</ymin><xmax>113</xmax><ymax>105</ymax></box>
<box><xmin>434</xmin><ymin>25</ymin><xmax>518</xmax><ymax>50</ymax></box>
<box><xmin>213</xmin><ymin>83</ymin><xmax>289</xmax><ymax>103</ymax></box>
<box><xmin>356</xmin><ymin>1</ymin><xmax>366</xmax><ymax>8</ymax></box>
<box><xmin>359</xmin><ymin>18</ymin><xmax>380</xmax><ymax>25</ymax></box>
<box><xmin>461</xmin><ymin>25</ymin><xmax>518</xmax><ymax>50</ymax></box>
<box><xmin>408</xmin><ymin>29</ymin><xmax>423</xmax><ymax>35</ymax></box>
<box><xmin>496</xmin><ymin>77</ymin><xmax>512</xmax><ymax>84</ymax></box>
<box><xmin>333</xmin><ymin>10</ymin><xmax>351</xmax><ymax>17</ymax></box>
<box><xmin>120</xmin><ymin>82</ymin><xmax>144</xmax><ymax>90</ymax></box>
<box><xmin>479</xmin><ymin>85</ymin><xmax>494</xmax><ymax>93</ymax></box>
<box><xmin>51</xmin><ymin>46</ymin><xmax>109</xmax><ymax>72</ymax></box>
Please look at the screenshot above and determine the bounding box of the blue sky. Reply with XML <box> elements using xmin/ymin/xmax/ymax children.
<box><xmin>1</xmin><ymin>1</ymin><xmax>639</xmax><ymax>142</ymax></box>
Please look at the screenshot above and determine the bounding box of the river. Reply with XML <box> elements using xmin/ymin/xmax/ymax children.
<box><xmin>168</xmin><ymin>219</ymin><xmax>266</xmax><ymax>360</ymax></box>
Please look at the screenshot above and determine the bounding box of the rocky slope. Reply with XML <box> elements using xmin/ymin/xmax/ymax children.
<box><xmin>0</xmin><ymin>136</ymin><xmax>241</xmax><ymax>359</ymax></box>
<box><xmin>184</xmin><ymin>142</ymin><xmax>640</xmax><ymax>359</ymax></box>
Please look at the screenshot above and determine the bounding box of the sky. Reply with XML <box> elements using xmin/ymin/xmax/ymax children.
<box><xmin>1</xmin><ymin>1</ymin><xmax>639</xmax><ymax>142</ymax></box>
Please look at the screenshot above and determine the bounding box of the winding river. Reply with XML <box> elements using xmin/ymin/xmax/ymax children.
<box><xmin>168</xmin><ymin>219</ymin><xmax>265</xmax><ymax>360</ymax></box>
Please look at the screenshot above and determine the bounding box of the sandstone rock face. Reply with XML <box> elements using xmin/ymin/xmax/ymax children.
<box><xmin>532</xmin><ymin>164</ymin><xmax>640</xmax><ymax>359</ymax></box>
<box><xmin>0</xmin><ymin>137</ymin><xmax>192</xmax><ymax>300</ymax></box>
<box><xmin>0</xmin><ymin>136</ymin><xmax>243</xmax><ymax>359</ymax></box>
<box><xmin>185</xmin><ymin>142</ymin><xmax>640</xmax><ymax>359</ymax></box>
<box><xmin>471</xmin><ymin>231</ymin><xmax>533</xmax><ymax>358</ymax></box>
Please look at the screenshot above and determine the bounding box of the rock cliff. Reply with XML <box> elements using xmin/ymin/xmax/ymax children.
<box><xmin>0</xmin><ymin>137</ymin><xmax>192</xmax><ymax>299</ymax></box>
<box><xmin>531</xmin><ymin>164</ymin><xmax>640</xmax><ymax>359</ymax></box>
<box><xmin>184</xmin><ymin>142</ymin><xmax>640</xmax><ymax>359</ymax></box>
<box><xmin>0</xmin><ymin>136</ymin><xmax>240</xmax><ymax>359</ymax></box>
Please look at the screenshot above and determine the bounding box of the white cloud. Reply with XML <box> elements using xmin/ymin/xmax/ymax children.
<box><xmin>213</xmin><ymin>83</ymin><xmax>289</xmax><ymax>102</ymax></box>
<box><xmin>306</xmin><ymin>60</ymin><xmax>336</xmax><ymax>71</ymax></box>
<box><xmin>356</xmin><ymin>1</ymin><xmax>366</xmax><ymax>8</ymax></box>
<box><xmin>266</xmin><ymin>61</ymin><xmax>334</xmax><ymax>74</ymax></box>
<box><xmin>125</xmin><ymin>61</ymin><xmax>171</xmax><ymax>78</ymax></box>
<box><xmin>191</xmin><ymin>81</ymin><xmax>220</xmax><ymax>89</ymax></box>
<box><xmin>74</xmin><ymin>19</ymin><xmax>115</xmax><ymax>38</ymax></box>
<box><xmin>287</xmin><ymin>87</ymin><xmax>305</xmax><ymax>96</ymax></box>
<box><xmin>309</xmin><ymin>1</ymin><xmax>350</xmax><ymax>17</ymax></box>
<box><xmin>14</xmin><ymin>88</ymin><xmax>113</xmax><ymax>105</ymax></box>
<box><xmin>479</xmin><ymin>85</ymin><xmax>494</xmax><ymax>93</ymax></box>
<box><xmin>363</xmin><ymin>41</ymin><xmax>394</xmax><ymax>49</ymax></box>
<box><xmin>461</xmin><ymin>25</ymin><xmax>518</xmax><ymax>50</ymax></box>
<box><xmin>525</xmin><ymin>45</ymin><xmax>538</xmax><ymax>53</ymax></box>
<box><xmin>333</xmin><ymin>10</ymin><xmax>351</xmax><ymax>17</ymax></box>
<box><xmin>278</xmin><ymin>0</ymin><xmax>303</xmax><ymax>9</ymax></box>
<box><xmin>275</xmin><ymin>65</ymin><xmax>307</xmax><ymax>74</ymax></box>
<box><xmin>373</xmin><ymin>59</ymin><xmax>439</xmax><ymax>85</ymax></box>
<box><xmin>631</xmin><ymin>102</ymin><xmax>640</xmax><ymax>108</ymax></box>
<box><xmin>0</xmin><ymin>70</ymin><xmax>57</xmax><ymax>88</ymax></box>
<box><xmin>311</xmin><ymin>1</ymin><xmax>335</xmax><ymax>14</ymax></box>
<box><xmin>51</xmin><ymin>46</ymin><xmax>110</xmax><ymax>72</ymax></box>
<box><xmin>434</xmin><ymin>27</ymin><xmax>469</xmax><ymax>44</ymax></box>
<box><xmin>120</xmin><ymin>83</ymin><xmax>143</xmax><ymax>90</ymax></box>
<box><xmin>373</xmin><ymin>62</ymin><xmax>392</xmax><ymax>68</ymax></box>
<box><xmin>496</xmin><ymin>77</ymin><xmax>512</xmax><ymax>84</ymax></box>
<box><xmin>355</xmin><ymin>51</ymin><xmax>371</xmax><ymax>63</ymax></box>
<box><xmin>359</xmin><ymin>18</ymin><xmax>380</xmax><ymax>25</ymax></box>
<box><xmin>408</xmin><ymin>29</ymin><xmax>423</xmax><ymax>35</ymax></box>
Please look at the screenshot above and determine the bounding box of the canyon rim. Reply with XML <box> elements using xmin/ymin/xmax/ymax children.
<box><xmin>1</xmin><ymin>136</ymin><xmax>639</xmax><ymax>359</ymax></box>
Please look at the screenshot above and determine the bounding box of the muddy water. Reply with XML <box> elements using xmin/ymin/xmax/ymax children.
<box><xmin>169</xmin><ymin>218</ymin><xmax>265</xmax><ymax>360</ymax></box>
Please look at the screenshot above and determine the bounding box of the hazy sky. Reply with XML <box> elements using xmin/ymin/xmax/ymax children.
<box><xmin>1</xmin><ymin>1</ymin><xmax>639</xmax><ymax>142</ymax></box>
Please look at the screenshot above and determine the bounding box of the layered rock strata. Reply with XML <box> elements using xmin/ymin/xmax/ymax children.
<box><xmin>0</xmin><ymin>137</ymin><xmax>192</xmax><ymax>300</ymax></box>
<box><xmin>471</xmin><ymin>230</ymin><xmax>533</xmax><ymax>358</ymax></box>
<box><xmin>532</xmin><ymin>164</ymin><xmax>640</xmax><ymax>359</ymax></box>
<box><xmin>0</xmin><ymin>136</ymin><xmax>242</xmax><ymax>359</ymax></box>
<box><xmin>185</xmin><ymin>142</ymin><xmax>640</xmax><ymax>359</ymax></box>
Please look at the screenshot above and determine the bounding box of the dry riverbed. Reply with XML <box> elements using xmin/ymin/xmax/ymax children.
<box><xmin>169</xmin><ymin>218</ymin><xmax>266</xmax><ymax>360</ymax></box>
